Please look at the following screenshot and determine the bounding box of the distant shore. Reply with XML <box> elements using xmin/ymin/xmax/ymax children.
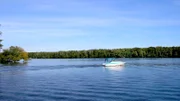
<box><xmin>28</xmin><ymin>46</ymin><xmax>180</xmax><ymax>58</ymax></box>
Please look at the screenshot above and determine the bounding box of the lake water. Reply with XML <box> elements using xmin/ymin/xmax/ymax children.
<box><xmin>0</xmin><ymin>58</ymin><xmax>180</xmax><ymax>101</ymax></box>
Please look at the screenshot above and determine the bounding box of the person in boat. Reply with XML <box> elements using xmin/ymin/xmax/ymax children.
<box><xmin>105</xmin><ymin>58</ymin><xmax>108</xmax><ymax>62</ymax></box>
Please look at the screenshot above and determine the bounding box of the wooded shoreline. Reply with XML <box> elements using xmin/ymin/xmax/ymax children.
<box><xmin>28</xmin><ymin>46</ymin><xmax>180</xmax><ymax>58</ymax></box>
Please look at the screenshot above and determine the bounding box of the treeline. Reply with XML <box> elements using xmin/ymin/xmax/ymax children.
<box><xmin>28</xmin><ymin>46</ymin><xmax>180</xmax><ymax>58</ymax></box>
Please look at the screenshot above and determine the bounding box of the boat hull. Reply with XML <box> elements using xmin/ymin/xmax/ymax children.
<box><xmin>102</xmin><ymin>61</ymin><xmax>125</xmax><ymax>67</ymax></box>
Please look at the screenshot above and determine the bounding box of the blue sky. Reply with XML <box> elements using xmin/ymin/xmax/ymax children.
<box><xmin>0</xmin><ymin>0</ymin><xmax>180</xmax><ymax>52</ymax></box>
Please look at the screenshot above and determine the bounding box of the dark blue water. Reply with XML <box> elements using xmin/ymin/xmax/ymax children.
<box><xmin>0</xmin><ymin>58</ymin><xmax>180</xmax><ymax>101</ymax></box>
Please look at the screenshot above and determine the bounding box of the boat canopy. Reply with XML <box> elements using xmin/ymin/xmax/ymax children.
<box><xmin>105</xmin><ymin>58</ymin><xmax>115</xmax><ymax>63</ymax></box>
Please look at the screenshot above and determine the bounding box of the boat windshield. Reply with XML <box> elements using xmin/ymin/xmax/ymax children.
<box><xmin>105</xmin><ymin>58</ymin><xmax>115</xmax><ymax>62</ymax></box>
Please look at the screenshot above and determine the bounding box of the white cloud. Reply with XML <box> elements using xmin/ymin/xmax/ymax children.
<box><xmin>116</xmin><ymin>17</ymin><xmax>180</xmax><ymax>26</ymax></box>
<box><xmin>0</xmin><ymin>17</ymin><xmax>115</xmax><ymax>29</ymax></box>
<box><xmin>28</xmin><ymin>0</ymin><xmax>93</xmax><ymax>12</ymax></box>
<box><xmin>4</xmin><ymin>29</ymin><xmax>87</xmax><ymax>38</ymax></box>
<box><xmin>2</xmin><ymin>16</ymin><xmax>180</xmax><ymax>30</ymax></box>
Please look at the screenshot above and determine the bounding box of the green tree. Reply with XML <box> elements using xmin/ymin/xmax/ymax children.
<box><xmin>0</xmin><ymin>46</ymin><xmax>28</xmax><ymax>63</ymax></box>
<box><xmin>28</xmin><ymin>46</ymin><xmax>180</xmax><ymax>58</ymax></box>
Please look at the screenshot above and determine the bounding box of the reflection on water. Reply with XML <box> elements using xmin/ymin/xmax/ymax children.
<box><xmin>1</xmin><ymin>62</ymin><xmax>28</xmax><ymax>67</ymax></box>
<box><xmin>0</xmin><ymin>58</ymin><xmax>180</xmax><ymax>101</ymax></box>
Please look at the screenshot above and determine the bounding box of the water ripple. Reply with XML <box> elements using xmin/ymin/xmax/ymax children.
<box><xmin>0</xmin><ymin>59</ymin><xmax>180</xmax><ymax>101</ymax></box>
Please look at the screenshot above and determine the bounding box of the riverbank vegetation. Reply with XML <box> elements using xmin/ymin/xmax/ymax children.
<box><xmin>0</xmin><ymin>25</ymin><xmax>28</xmax><ymax>64</ymax></box>
<box><xmin>0</xmin><ymin>46</ymin><xmax>28</xmax><ymax>63</ymax></box>
<box><xmin>28</xmin><ymin>46</ymin><xmax>180</xmax><ymax>58</ymax></box>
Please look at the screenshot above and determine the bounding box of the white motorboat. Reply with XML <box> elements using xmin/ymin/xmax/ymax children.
<box><xmin>102</xmin><ymin>58</ymin><xmax>125</xmax><ymax>67</ymax></box>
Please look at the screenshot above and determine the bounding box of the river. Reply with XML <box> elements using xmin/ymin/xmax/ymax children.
<box><xmin>0</xmin><ymin>58</ymin><xmax>180</xmax><ymax>101</ymax></box>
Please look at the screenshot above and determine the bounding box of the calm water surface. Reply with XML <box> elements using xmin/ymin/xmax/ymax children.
<box><xmin>0</xmin><ymin>58</ymin><xmax>180</xmax><ymax>101</ymax></box>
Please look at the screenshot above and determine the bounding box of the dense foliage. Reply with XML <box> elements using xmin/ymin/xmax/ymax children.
<box><xmin>0</xmin><ymin>46</ymin><xmax>28</xmax><ymax>63</ymax></box>
<box><xmin>28</xmin><ymin>46</ymin><xmax>180</xmax><ymax>58</ymax></box>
